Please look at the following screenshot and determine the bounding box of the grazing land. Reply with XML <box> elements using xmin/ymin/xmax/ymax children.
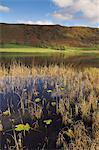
<box><xmin>0</xmin><ymin>47</ymin><xmax>99</xmax><ymax>54</ymax></box>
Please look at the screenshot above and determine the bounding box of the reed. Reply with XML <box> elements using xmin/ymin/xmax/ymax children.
<box><xmin>0</xmin><ymin>64</ymin><xmax>99</xmax><ymax>149</ymax></box>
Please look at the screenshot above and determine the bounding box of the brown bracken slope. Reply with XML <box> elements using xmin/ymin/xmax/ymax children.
<box><xmin>0</xmin><ymin>23</ymin><xmax>99</xmax><ymax>47</ymax></box>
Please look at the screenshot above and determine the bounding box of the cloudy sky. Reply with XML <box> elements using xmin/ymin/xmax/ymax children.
<box><xmin>0</xmin><ymin>0</ymin><xmax>99</xmax><ymax>27</ymax></box>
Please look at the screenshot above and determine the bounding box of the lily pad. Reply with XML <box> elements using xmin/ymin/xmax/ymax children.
<box><xmin>3</xmin><ymin>110</ymin><xmax>10</xmax><ymax>116</ymax></box>
<box><xmin>35</xmin><ymin>98</ymin><xmax>41</xmax><ymax>103</ymax></box>
<box><xmin>47</xmin><ymin>90</ymin><xmax>52</xmax><ymax>93</ymax></box>
<box><xmin>43</xmin><ymin>119</ymin><xmax>52</xmax><ymax>125</ymax></box>
<box><xmin>15</xmin><ymin>123</ymin><xmax>30</xmax><ymax>131</ymax></box>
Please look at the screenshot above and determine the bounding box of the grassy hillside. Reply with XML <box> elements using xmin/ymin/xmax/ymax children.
<box><xmin>0</xmin><ymin>23</ymin><xmax>99</xmax><ymax>48</ymax></box>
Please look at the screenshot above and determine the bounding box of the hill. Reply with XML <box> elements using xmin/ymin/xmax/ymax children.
<box><xmin>0</xmin><ymin>23</ymin><xmax>99</xmax><ymax>48</ymax></box>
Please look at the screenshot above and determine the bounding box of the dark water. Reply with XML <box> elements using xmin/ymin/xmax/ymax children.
<box><xmin>0</xmin><ymin>77</ymin><xmax>62</xmax><ymax>149</ymax></box>
<box><xmin>0</xmin><ymin>52</ymin><xmax>99</xmax><ymax>68</ymax></box>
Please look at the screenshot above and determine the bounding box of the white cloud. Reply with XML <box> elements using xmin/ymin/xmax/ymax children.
<box><xmin>0</xmin><ymin>5</ymin><xmax>10</xmax><ymax>13</ymax></box>
<box><xmin>53</xmin><ymin>12</ymin><xmax>73</xmax><ymax>20</ymax></box>
<box><xmin>17</xmin><ymin>20</ymin><xmax>54</xmax><ymax>25</ymax></box>
<box><xmin>52</xmin><ymin>0</ymin><xmax>99</xmax><ymax>24</ymax></box>
<box><xmin>52</xmin><ymin>0</ymin><xmax>73</xmax><ymax>7</ymax></box>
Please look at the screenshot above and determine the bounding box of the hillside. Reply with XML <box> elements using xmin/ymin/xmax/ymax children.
<box><xmin>0</xmin><ymin>23</ymin><xmax>99</xmax><ymax>48</ymax></box>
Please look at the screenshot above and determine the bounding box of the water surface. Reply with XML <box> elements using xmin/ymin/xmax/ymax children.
<box><xmin>0</xmin><ymin>52</ymin><xmax>99</xmax><ymax>68</ymax></box>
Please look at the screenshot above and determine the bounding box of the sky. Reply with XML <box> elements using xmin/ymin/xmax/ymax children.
<box><xmin>0</xmin><ymin>0</ymin><xmax>99</xmax><ymax>27</ymax></box>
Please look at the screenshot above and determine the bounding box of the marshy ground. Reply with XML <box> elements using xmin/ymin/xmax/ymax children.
<box><xmin>0</xmin><ymin>63</ymin><xmax>99</xmax><ymax>150</ymax></box>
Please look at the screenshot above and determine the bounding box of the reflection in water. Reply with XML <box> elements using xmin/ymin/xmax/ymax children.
<box><xmin>0</xmin><ymin>52</ymin><xmax>99</xmax><ymax>68</ymax></box>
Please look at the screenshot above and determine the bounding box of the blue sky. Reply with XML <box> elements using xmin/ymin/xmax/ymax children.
<box><xmin>0</xmin><ymin>0</ymin><xmax>99</xmax><ymax>27</ymax></box>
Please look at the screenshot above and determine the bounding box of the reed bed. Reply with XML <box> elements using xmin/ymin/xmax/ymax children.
<box><xmin>0</xmin><ymin>64</ymin><xmax>99</xmax><ymax>149</ymax></box>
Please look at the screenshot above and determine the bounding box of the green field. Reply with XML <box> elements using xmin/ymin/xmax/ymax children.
<box><xmin>0</xmin><ymin>43</ymin><xmax>99</xmax><ymax>52</ymax></box>
<box><xmin>0</xmin><ymin>47</ymin><xmax>58</xmax><ymax>53</ymax></box>
<box><xmin>0</xmin><ymin>47</ymin><xmax>99</xmax><ymax>55</ymax></box>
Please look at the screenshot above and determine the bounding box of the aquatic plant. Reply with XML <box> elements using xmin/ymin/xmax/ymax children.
<box><xmin>0</xmin><ymin>64</ymin><xmax>99</xmax><ymax>149</ymax></box>
<box><xmin>34</xmin><ymin>98</ymin><xmax>41</xmax><ymax>103</ymax></box>
<box><xmin>43</xmin><ymin>119</ymin><xmax>52</xmax><ymax>125</ymax></box>
<box><xmin>15</xmin><ymin>123</ymin><xmax>31</xmax><ymax>132</ymax></box>
<box><xmin>2</xmin><ymin>110</ymin><xmax>11</xmax><ymax>116</ymax></box>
